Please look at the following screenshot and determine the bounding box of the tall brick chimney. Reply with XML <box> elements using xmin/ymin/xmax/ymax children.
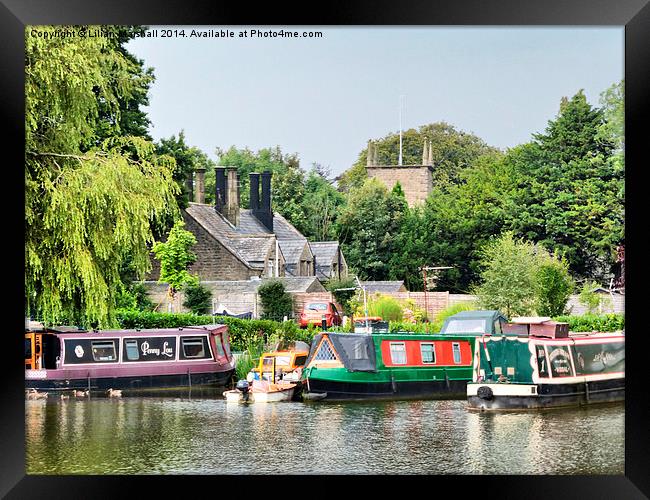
<box><xmin>253</xmin><ymin>170</ymin><xmax>273</xmax><ymax>232</ymax></box>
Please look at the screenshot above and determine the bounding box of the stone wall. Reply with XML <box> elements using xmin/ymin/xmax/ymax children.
<box><xmin>366</xmin><ymin>166</ymin><xmax>433</xmax><ymax>207</ymax></box>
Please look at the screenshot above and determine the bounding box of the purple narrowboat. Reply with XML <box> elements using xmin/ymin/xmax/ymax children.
<box><xmin>25</xmin><ymin>324</ymin><xmax>235</xmax><ymax>394</ymax></box>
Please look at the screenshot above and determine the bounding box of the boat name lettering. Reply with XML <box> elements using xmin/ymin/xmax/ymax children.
<box><xmin>140</xmin><ymin>341</ymin><xmax>174</xmax><ymax>357</ymax></box>
<box><xmin>593</xmin><ymin>351</ymin><xmax>616</xmax><ymax>365</ymax></box>
<box><xmin>548</xmin><ymin>348</ymin><xmax>569</xmax><ymax>361</ymax></box>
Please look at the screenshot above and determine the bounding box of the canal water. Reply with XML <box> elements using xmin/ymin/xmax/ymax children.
<box><xmin>26</xmin><ymin>396</ymin><xmax>624</xmax><ymax>475</ymax></box>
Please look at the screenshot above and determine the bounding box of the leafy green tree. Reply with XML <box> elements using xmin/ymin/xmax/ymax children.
<box><xmin>302</xmin><ymin>165</ymin><xmax>346</xmax><ymax>240</ymax></box>
<box><xmin>183</xmin><ymin>283</ymin><xmax>213</xmax><ymax>315</ymax></box>
<box><xmin>93</xmin><ymin>26</ymin><xmax>155</xmax><ymax>145</ymax></box>
<box><xmin>152</xmin><ymin>220</ymin><xmax>199</xmax><ymax>299</ymax></box>
<box><xmin>388</xmin><ymin>151</ymin><xmax>515</xmax><ymax>292</ymax></box>
<box><xmin>535</xmin><ymin>255</ymin><xmax>574</xmax><ymax>317</ymax></box>
<box><xmin>156</xmin><ymin>131</ymin><xmax>215</xmax><ymax>210</ymax></box>
<box><xmin>578</xmin><ymin>280</ymin><xmax>605</xmax><ymax>314</ymax></box>
<box><xmin>473</xmin><ymin>232</ymin><xmax>541</xmax><ymax>318</ymax></box>
<box><xmin>338</xmin><ymin>122</ymin><xmax>498</xmax><ymax>191</ymax></box>
<box><xmin>258</xmin><ymin>280</ymin><xmax>294</xmax><ymax>321</ymax></box>
<box><xmin>508</xmin><ymin>90</ymin><xmax>623</xmax><ymax>281</ymax></box>
<box><xmin>335</xmin><ymin>178</ymin><xmax>407</xmax><ymax>281</ymax></box>
<box><xmin>25</xmin><ymin>26</ymin><xmax>178</xmax><ymax>327</ymax></box>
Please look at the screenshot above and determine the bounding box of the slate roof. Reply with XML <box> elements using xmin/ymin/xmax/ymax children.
<box><xmin>279</xmin><ymin>239</ymin><xmax>310</xmax><ymax>267</ymax></box>
<box><xmin>201</xmin><ymin>276</ymin><xmax>325</xmax><ymax>294</ymax></box>
<box><xmin>228</xmin><ymin>236</ymin><xmax>275</xmax><ymax>269</ymax></box>
<box><xmin>360</xmin><ymin>281</ymin><xmax>407</xmax><ymax>293</ymax></box>
<box><xmin>309</xmin><ymin>241</ymin><xmax>340</xmax><ymax>263</ymax></box>
<box><xmin>185</xmin><ymin>203</ymin><xmax>312</xmax><ymax>269</ymax></box>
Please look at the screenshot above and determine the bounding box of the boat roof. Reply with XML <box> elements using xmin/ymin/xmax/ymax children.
<box><xmin>35</xmin><ymin>324</ymin><xmax>228</xmax><ymax>338</ymax></box>
<box><xmin>446</xmin><ymin>310</ymin><xmax>505</xmax><ymax>321</ymax></box>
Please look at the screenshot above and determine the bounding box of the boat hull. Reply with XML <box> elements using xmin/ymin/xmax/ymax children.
<box><xmin>25</xmin><ymin>369</ymin><xmax>234</xmax><ymax>394</ymax></box>
<box><xmin>467</xmin><ymin>378</ymin><xmax>625</xmax><ymax>411</ymax></box>
<box><xmin>303</xmin><ymin>377</ymin><xmax>468</xmax><ymax>401</ymax></box>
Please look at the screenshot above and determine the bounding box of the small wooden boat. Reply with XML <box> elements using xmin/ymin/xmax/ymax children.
<box><xmin>223</xmin><ymin>379</ymin><xmax>296</xmax><ymax>403</ymax></box>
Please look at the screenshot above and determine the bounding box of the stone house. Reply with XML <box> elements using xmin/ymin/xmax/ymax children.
<box><xmin>149</xmin><ymin>167</ymin><xmax>346</xmax><ymax>283</ymax></box>
<box><xmin>309</xmin><ymin>241</ymin><xmax>348</xmax><ymax>281</ymax></box>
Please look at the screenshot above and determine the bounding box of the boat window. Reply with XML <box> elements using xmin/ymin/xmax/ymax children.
<box><xmin>214</xmin><ymin>337</ymin><xmax>224</xmax><ymax>357</ymax></box>
<box><xmin>25</xmin><ymin>338</ymin><xmax>32</xmax><ymax>360</ymax></box>
<box><xmin>125</xmin><ymin>340</ymin><xmax>139</xmax><ymax>361</ymax></box>
<box><xmin>181</xmin><ymin>337</ymin><xmax>206</xmax><ymax>358</ymax></box>
<box><xmin>420</xmin><ymin>343</ymin><xmax>436</xmax><ymax>364</ymax></box>
<box><xmin>91</xmin><ymin>340</ymin><xmax>117</xmax><ymax>362</ymax></box>
<box><xmin>536</xmin><ymin>345</ymin><xmax>549</xmax><ymax>377</ymax></box>
<box><xmin>314</xmin><ymin>339</ymin><xmax>337</xmax><ymax>361</ymax></box>
<box><xmin>294</xmin><ymin>355</ymin><xmax>308</xmax><ymax>367</ymax></box>
<box><xmin>389</xmin><ymin>342</ymin><xmax>407</xmax><ymax>365</ymax></box>
<box><xmin>452</xmin><ymin>343</ymin><xmax>462</xmax><ymax>364</ymax></box>
<box><xmin>443</xmin><ymin>319</ymin><xmax>486</xmax><ymax>334</ymax></box>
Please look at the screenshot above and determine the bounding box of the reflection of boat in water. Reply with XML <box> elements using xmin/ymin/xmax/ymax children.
<box><xmin>467</xmin><ymin>317</ymin><xmax>625</xmax><ymax>411</ymax></box>
<box><xmin>25</xmin><ymin>323</ymin><xmax>235</xmax><ymax>395</ymax></box>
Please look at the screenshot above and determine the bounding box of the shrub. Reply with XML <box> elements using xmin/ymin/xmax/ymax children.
<box><xmin>357</xmin><ymin>293</ymin><xmax>404</xmax><ymax>322</ymax></box>
<box><xmin>326</xmin><ymin>276</ymin><xmax>357</xmax><ymax>317</ymax></box>
<box><xmin>553</xmin><ymin>313</ymin><xmax>624</xmax><ymax>332</ymax></box>
<box><xmin>115</xmin><ymin>309</ymin><xmax>319</xmax><ymax>351</ymax></box>
<box><xmin>535</xmin><ymin>257</ymin><xmax>574</xmax><ymax>317</ymax></box>
<box><xmin>182</xmin><ymin>283</ymin><xmax>212</xmax><ymax>315</ymax></box>
<box><xmin>258</xmin><ymin>280</ymin><xmax>294</xmax><ymax>321</ymax></box>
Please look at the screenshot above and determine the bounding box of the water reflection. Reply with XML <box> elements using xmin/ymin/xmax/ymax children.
<box><xmin>26</xmin><ymin>398</ymin><xmax>624</xmax><ymax>475</ymax></box>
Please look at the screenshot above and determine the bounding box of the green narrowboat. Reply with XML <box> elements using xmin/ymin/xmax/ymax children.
<box><xmin>466</xmin><ymin>317</ymin><xmax>625</xmax><ymax>411</ymax></box>
<box><xmin>301</xmin><ymin>310</ymin><xmax>508</xmax><ymax>401</ymax></box>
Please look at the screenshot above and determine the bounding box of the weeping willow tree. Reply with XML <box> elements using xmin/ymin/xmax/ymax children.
<box><xmin>25</xmin><ymin>26</ymin><xmax>179</xmax><ymax>327</ymax></box>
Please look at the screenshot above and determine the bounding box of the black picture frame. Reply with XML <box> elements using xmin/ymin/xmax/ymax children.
<box><xmin>2</xmin><ymin>0</ymin><xmax>647</xmax><ymax>497</ymax></box>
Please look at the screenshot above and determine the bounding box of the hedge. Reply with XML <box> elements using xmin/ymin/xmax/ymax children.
<box><xmin>552</xmin><ymin>313</ymin><xmax>624</xmax><ymax>333</ymax></box>
<box><xmin>115</xmin><ymin>309</ymin><xmax>315</xmax><ymax>351</ymax></box>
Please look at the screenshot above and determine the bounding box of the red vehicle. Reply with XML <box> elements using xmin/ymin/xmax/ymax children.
<box><xmin>299</xmin><ymin>302</ymin><xmax>342</xmax><ymax>328</ymax></box>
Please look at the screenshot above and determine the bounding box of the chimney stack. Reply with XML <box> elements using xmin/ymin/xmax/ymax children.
<box><xmin>194</xmin><ymin>167</ymin><xmax>206</xmax><ymax>204</ymax></box>
<box><xmin>214</xmin><ymin>167</ymin><xmax>227</xmax><ymax>213</ymax></box>
<box><xmin>366</xmin><ymin>141</ymin><xmax>374</xmax><ymax>167</ymax></box>
<box><xmin>254</xmin><ymin>170</ymin><xmax>273</xmax><ymax>232</ymax></box>
<box><xmin>422</xmin><ymin>138</ymin><xmax>428</xmax><ymax>165</ymax></box>
<box><xmin>249</xmin><ymin>172</ymin><xmax>260</xmax><ymax>211</ymax></box>
<box><xmin>224</xmin><ymin>168</ymin><xmax>240</xmax><ymax>226</ymax></box>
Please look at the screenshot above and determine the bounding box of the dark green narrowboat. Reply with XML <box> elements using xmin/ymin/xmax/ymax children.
<box><xmin>467</xmin><ymin>318</ymin><xmax>625</xmax><ymax>411</ymax></box>
<box><xmin>301</xmin><ymin>310</ymin><xmax>508</xmax><ymax>402</ymax></box>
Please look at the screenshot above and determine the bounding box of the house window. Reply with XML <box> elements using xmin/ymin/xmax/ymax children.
<box><xmin>91</xmin><ymin>340</ymin><xmax>117</xmax><ymax>362</ymax></box>
<box><xmin>452</xmin><ymin>343</ymin><xmax>462</xmax><ymax>364</ymax></box>
<box><xmin>181</xmin><ymin>337</ymin><xmax>206</xmax><ymax>358</ymax></box>
<box><xmin>420</xmin><ymin>343</ymin><xmax>436</xmax><ymax>364</ymax></box>
<box><xmin>390</xmin><ymin>342</ymin><xmax>407</xmax><ymax>365</ymax></box>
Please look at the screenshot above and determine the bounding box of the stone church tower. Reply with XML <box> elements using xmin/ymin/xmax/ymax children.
<box><xmin>365</xmin><ymin>139</ymin><xmax>434</xmax><ymax>207</ymax></box>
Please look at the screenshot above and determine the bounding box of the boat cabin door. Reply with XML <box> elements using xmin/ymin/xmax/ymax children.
<box><xmin>25</xmin><ymin>332</ymin><xmax>42</xmax><ymax>370</ymax></box>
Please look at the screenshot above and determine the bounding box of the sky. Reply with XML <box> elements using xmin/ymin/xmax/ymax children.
<box><xmin>126</xmin><ymin>27</ymin><xmax>623</xmax><ymax>177</ymax></box>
